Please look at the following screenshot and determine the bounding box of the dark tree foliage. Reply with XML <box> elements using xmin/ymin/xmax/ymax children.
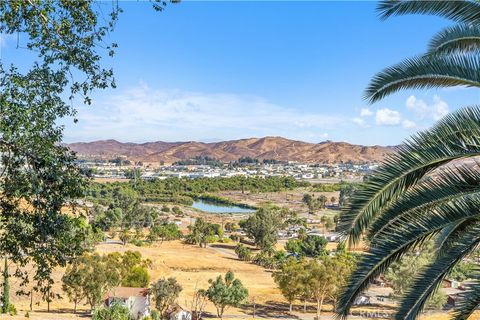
<box><xmin>0</xmin><ymin>0</ymin><xmax>175</xmax><ymax>301</ymax></box>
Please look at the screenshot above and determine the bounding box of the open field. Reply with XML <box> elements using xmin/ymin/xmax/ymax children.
<box><xmin>217</xmin><ymin>188</ymin><xmax>340</xmax><ymax>216</ymax></box>
<box><xmin>5</xmin><ymin>239</ymin><xmax>477</xmax><ymax>320</ymax></box>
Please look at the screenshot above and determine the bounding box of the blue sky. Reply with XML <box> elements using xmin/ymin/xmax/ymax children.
<box><xmin>2</xmin><ymin>1</ymin><xmax>480</xmax><ymax>146</ymax></box>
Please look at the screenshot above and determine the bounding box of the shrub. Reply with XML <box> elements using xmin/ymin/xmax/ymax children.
<box><xmin>235</xmin><ymin>244</ymin><xmax>252</xmax><ymax>261</ymax></box>
<box><xmin>150</xmin><ymin>310</ymin><xmax>161</xmax><ymax>320</ymax></box>
<box><xmin>93</xmin><ymin>303</ymin><xmax>131</xmax><ymax>320</ymax></box>
<box><xmin>8</xmin><ymin>304</ymin><xmax>17</xmax><ymax>316</ymax></box>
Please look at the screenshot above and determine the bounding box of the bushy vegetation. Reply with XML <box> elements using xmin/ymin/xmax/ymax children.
<box><xmin>205</xmin><ymin>271</ymin><xmax>248</xmax><ymax>319</ymax></box>
<box><xmin>234</xmin><ymin>244</ymin><xmax>253</xmax><ymax>261</ymax></box>
<box><xmin>150</xmin><ymin>278</ymin><xmax>183</xmax><ymax>319</ymax></box>
<box><xmin>62</xmin><ymin>251</ymin><xmax>151</xmax><ymax>312</ymax></box>
<box><xmin>93</xmin><ymin>303</ymin><xmax>131</xmax><ymax>320</ymax></box>
<box><xmin>86</xmin><ymin>176</ymin><xmax>308</xmax><ymax>206</ymax></box>
<box><xmin>273</xmin><ymin>253</ymin><xmax>356</xmax><ymax>317</ymax></box>
<box><xmin>285</xmin><ymin>235</ymin><xmax>328</xmax><ymax>258</ymax></box>
<box><xmin>185</xmin><ymin>218</ymin><xmax>223</xmax><ymax>247</ymax></box>
<box><xmin>173</xmin><ymin>156</ymin><xmax>223</xmax><ymax>167</ymax></box>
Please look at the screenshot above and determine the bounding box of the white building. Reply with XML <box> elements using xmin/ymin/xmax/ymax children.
<box><xmin>104</xmin><ymin>287</ymin><xmax>150</xmax><ymax>319</ymax></box>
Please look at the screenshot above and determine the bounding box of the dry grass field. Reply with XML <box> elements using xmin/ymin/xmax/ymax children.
<box><xmin>3</xmin><ymin>188</ymin><xmax>477</xmax><ymax>320</ymax></box>
<box><xmin>5</xmin><ymin>240</ymin><xmax>477</xmax><ymax>320</ymax></box>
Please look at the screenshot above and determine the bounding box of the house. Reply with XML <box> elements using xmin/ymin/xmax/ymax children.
<box><xmin>168</xmin><ymin>303</ymin><xmax>192</xmax><ymax>320</ymax></box>
<box><xmin>442</xmin><ymin>279</ymin><xmax>460</xmax><ymax>289</ymax></box>
<box><xmin>104</xmin><ymin>287</ymin><xmax>150</xmax><ymax>319</ymax></box>
<box><xmin>326</xmin><ymin>232</ymin><xmax>341</xmax><ymax>242</ymax></box>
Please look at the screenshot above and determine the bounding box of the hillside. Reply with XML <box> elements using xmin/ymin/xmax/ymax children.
<box><xmin>67</xmin><ymin>136</ymin><xmax>394</xmax><ymax>164</ymax></box>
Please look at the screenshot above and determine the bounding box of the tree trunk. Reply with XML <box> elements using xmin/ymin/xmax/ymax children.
<box><xmin>316</xmin><ymin>298</ymin><xmax>320</xmax><ymax>320</ymax></box>
<box><xmin>303</xmin><ymin>299</ymin><xmax>307</xmax><ymax>313</ymax></box>
<box><xmin>289</xmin><ymin>301</ymin><xmax>293</xmax><ymax>312</ymax></box>
<box><xmin>2</xmin><ymin>258</ymin><xmax>9</xmax><ymax>314</ymax></box>
<box><xmin>318</xmin><ymin>295</ymin><xmax>325</xmax><ymax>320</ymax></box>
<box><xmin>74</xmin><ymin>301</ymin><xmax>77</xmax><ymax>313</ymax></box>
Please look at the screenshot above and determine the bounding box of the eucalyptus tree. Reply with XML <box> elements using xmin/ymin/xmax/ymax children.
<box><xmin>0</xmin><ymin>0</ymin><xmax>175</xmax><ymax>305</ymax></box>
<box><xmin>337</xmin><ymin>1</ymin><xmax>480</xmax><ymax>319</ymax></box>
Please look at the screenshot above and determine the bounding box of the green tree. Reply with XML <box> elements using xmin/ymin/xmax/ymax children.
<box><xmin>121</xmin><ymin>266</ymin><xmax>150</xmax><ymax>288</ymax></box>
<box><xmin>205</xmin><ymin>271</ymin><xmax>248</xmax><ymax>319</ymax></box>
<box><xmin>2</xmin><ymin>258</ymin><xmax>9</xmax><ymax>314</ymax></box>
<box><xmin>272</xmin><ymin>258</ymin><xmax>305</xmax><ymax>312</ymax></box>
<box><xmin>306</xmin><ymin>254</ymin><xmax>355</xmax><ymax>319</ymax></box>
<box><xmin>303</xmin><ymin>194</ymin><xmax>319</xmax><ymax>215</ymax></box>
<box><xmin>234</xmin><ymin>244</ymin><xmax>253</xmax><ymax>261</ymax></box>
<box><xmin>120</xmin><ymin>229</ymin><xmax>131</xmax><ymax>246</ymax></box>
<box><xmin>317</xmin><ymin>195</ymin><xmax>327</xmax><ymax>209</ymax></box>
<box><xmin>61</xmin><ymin>263</ymin><xmax>85</xmax><ymax>313</ymax></box>
<box><xmin>383</xmin><ymin>243</ymin><xmax>446</xmax><ymax>310</ymax></box>
<box><xmin>240</xmin><ymin>207</ymin><xmax>291</xmax><ymax>251</ymax></box>
<box><xmin>337</xmin><ymin>1</ymin><xmax>480</xmax><ymax>319</ymax></box>
<box><xmin>285</xmin><ymin>235</ymin><xmax>328</xmax><ymax>258</ymax></box>
<box><xmin>187</xmin><ymin>218</ymin><xmax>217</xmax><ymax>248</ymax></box>
<box><xmin>93</xmin><ymin>303</ymin><xmax>131</xmax><ymax>320</ymax></box>
<box><xmin>63</xmin><ymin>254</ymin><xmax>121</xmax><ymax>312</ymax></box>
<box><xmin>0</xmin><ymin>0</ymin><xmax>177</xmax><ymax>301</ymax></box>
<box><xmin>151</xmin><ymin>277</ymin><xmax>183</xmax><ymax>318</ymax></box>
<box><xmin>62</xmin><ymin>251</ymin><xmax>150</xmax><ymax>311</ymax></box>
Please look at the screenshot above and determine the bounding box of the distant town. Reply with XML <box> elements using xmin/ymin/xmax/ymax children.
<box><xmin>78</xmin><ymin>156</ymin><xmax>379</xmax><ymax>182</ymax></box>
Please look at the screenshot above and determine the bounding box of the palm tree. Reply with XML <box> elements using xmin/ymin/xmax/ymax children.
<box><xmin>337</xmin><ymin>1</ymin><xmax>480</xmax><ymax>319</ymax></box>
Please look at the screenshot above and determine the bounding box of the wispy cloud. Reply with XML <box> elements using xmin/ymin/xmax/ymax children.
<box><xmin>402</xmin><ymin>119</ymin><xmax>416</xmax><ymax>129</ymax></box>
<box><xmin>66</xmin><ymin>83</ymin><xmax>345</xmax><ymax>143</ymax></box>
<box><xmin>353</xmin><ymin>117</ymin><xmax>370</xmax><ymax>128</ymax></box>
<box><xmin>405</xmin><ymin>95</ymin><xmax>449</xmax><ymax>120</ymax></box>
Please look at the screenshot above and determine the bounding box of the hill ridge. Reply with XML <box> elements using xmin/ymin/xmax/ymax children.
<box><xmin>67</xmin><ymin>136</ymin><xmax>394</xmax><ymax>164</ymax></box>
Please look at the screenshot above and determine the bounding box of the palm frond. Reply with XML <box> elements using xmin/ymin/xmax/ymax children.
<box><xmin>369</xmin><ymin>165</ymin><xmax>480</xmax><ymax>239</ymax></box>
<box><xmin>336</xmin><ymin>195</ymin><xmax>480</xmax><ymax>319</ymax></box>
<box><xmin>365</xmin><ymin>54</ymin><xmax>480</xmax><ymax>103</ymax></box>
<box><xmin>339</xmin><ymin>106</ymin><xmax>480</xmax><ymax>245</ymax></box>
<box><xmin>453</xmin><ymin>280</ymin><xmax>480</xmax><ymax>320</ymax></box>
<box><xmin>396</xmin><ymin>223</ymin><xmax>480</xmax><ymax>319</ymax></box>
<box><xmin>428</xmin><ymin>24</ymin><xmax>480</xmax><ymax>55</ymax></box>
<box><xmin>377</xmin><ymin>0</ymin><xmax>480</xmax><ymax>25</ymax></box>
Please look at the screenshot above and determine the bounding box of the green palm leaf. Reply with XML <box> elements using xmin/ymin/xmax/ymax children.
<box><xmin>336</xmin><ymin>193</ymin><xmax>480</xmax><ymax>319</ymax></box>
<box><xmin>453</xmin><ymin>281</ymin><xmax>480</xmax><ymax>320</ymax></box>
<box><xmin>396</xmin><ymin>223</ymin><xmax>480</xmax><ymax>319</ymax></box>
<box><xmin>339</xmin><ymin>107</ymin><xmax>480</xmax><ymax>245</ymax></box>
<box><xmin>377</xmin><ymin>0</ymin><xmax>480</xmax><ymax>25</ymax></box>
<box><xmin>365</xmin><ymin>54</ymin><xmax>480</xmax><ymax>103</ymax></box>
<box><xmin>369</xmin><ymin>165</ymin><xmax>480</xmax><ymax>239</ymax></box>
<box><xmin>428</xmin><ymin>24</ymin><xmax>480</xmax><ymax>55</ymax></box>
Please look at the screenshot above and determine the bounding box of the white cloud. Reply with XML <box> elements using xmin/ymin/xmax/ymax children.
<box><xmin>376</xmin><ymin>108</ymin><xmax>402</xmax><ymax>126</ymax></box>
<box><xmin>66</xmin><ymin>84</ymin><xmax>345</xmax><ymax>143</ymax></box>
<box><xmin>405</xmin><ymin>95</ymin><xmax>449</xmax><ymax>120</ymax></box>
<box><xmin>353</xmin><ymin>117</ymin><xmax>370</xmax><ymax>128</ymax></box>
<box><xmin>402</xmin><ymin>119</ymin><xmax>416</xmax><ymax>129</ymax></box>
<box><xmin>432</xmin><ymin>95</ymin><xmax>449</xmax><ymax>120</ymax></box>
<box><xmin>406</xmin><ymin>95</ymin><xmax>429</xmax><ymax>119</ymax></box>
<box><xmin>360</xmin><ymin>108</ymin><xmax>373</xmax><ymax>117</ymax></box>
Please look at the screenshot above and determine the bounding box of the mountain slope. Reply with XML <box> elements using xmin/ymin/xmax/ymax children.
<box><xmin>67</xmin><ymin>136</ymin><xmax>394</xmax><ymax>164</ymax></box>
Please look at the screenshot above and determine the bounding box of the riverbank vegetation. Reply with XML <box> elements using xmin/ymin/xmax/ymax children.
<box><xmin>86</xmin><ymin>176</ymin><xmax>308</xmax><ymax>206</ymax></box>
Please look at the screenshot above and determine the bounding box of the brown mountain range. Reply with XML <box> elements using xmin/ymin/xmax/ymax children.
<box><xmin>67</xmin><ymin>136</ymin><xmax>394</xmax><ymax>164</ymax></box>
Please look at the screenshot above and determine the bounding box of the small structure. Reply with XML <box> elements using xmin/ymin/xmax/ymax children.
<box><xmin>168</xmin><ymin>303</ymin><xmax>192</xmax><ymax>320</ymax></box>
<box><xmin>104</xmin><ymin>287</ymin><xmax>150</xmax><ymax>319</ymax></box>
<box><xmin>353</xmin><ymin>294</ymin><xmax>371</xmax><ymax>306</ymax></box>
<box><xmin>442</xmin><ymin>279</ymin><xmax>460</xmax><ymax>289</ymax></box>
